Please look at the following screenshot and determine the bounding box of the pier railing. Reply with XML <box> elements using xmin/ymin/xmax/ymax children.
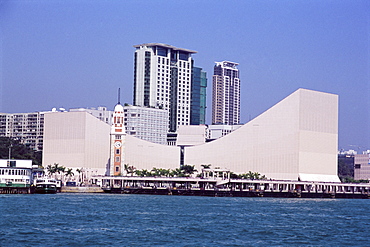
<box><xmin>95</xmin><ymin>175</ymin><xmax>370</xmax><ymax>198</ymax></box>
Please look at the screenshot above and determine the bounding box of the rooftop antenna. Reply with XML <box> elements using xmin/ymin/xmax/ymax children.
<box><xmin>118</xmin><ymin>88</ymin><xmax>121</xmax><ymax>104</ymax></box>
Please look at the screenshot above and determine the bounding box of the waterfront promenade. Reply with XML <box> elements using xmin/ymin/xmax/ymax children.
<box><xmin>97</xmin><ymin>176</ymin><xmax>370</xmax><ymax>199</ymax></box>
<box><xmin>3</xmin><ymin>176</ymin><xmax>370</xmax><ymax>199</ymax></box>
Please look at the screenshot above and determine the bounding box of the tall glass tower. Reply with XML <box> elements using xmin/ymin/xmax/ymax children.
<box><xmin>212</xmin><ymin>61</ymin><xmax>240</xmax><ymax>125</ymax></box>
<box><xmin>190</xmin><ymin>67</ymin><xmax>207</xmax><ymax>125</ymax></box>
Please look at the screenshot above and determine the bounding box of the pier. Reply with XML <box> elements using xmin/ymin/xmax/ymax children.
<box><xmin>98</xmin><ymin>176</ymin><xmax>370</xmax><ymax>199</ymax></box>
<box><xmin>0</xmin><ymin>186</ymin><xmax>32</xmax><ymax>194</ymax></box>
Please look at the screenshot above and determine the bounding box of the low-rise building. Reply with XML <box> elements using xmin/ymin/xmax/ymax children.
<box><xmin>176</xmin><ymin>125</ymin><xmax>207</xmax><ymax>146</ymax></box>
<box><xmin>354</xmin><ymin>153</ymin><xmax>370</xmax><ymax>180</ymax></box>
<box><xmin>206</xmin><ymin>124</ymin><xmax>243</xmax><ymax>140</ymax></box>
<box><xmin>69</xmin><ymin>106</ymin><xmax>113</xmax><ymax>125</ymax></box>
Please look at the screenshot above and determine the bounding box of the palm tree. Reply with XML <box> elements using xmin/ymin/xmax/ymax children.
<box><xmin>46</xmin><ymin>164</ymin><xmax>57</xmax><ymax>177</ymax></box>
<box><xmin>253</xmin><ymin>172</ymin><xmax>261</xmax><ymax>180</ymax></box>
<box><xmin>151</xmin><ymin>167</ymin><xmax>160</xmax><ymax>177</ymax></box>
<box><xmin>124</xmin><ymin>164</ymin><xmax>136</xmax><ymax>176</ymax></box>
<box><xmin>181</xmin><ymin>165</ymin><xmax>197</xmax><ymax>177</ymax></box>
<box><xmin>201</xmin><ymin>164</ymin><xmax>211</xmax><ymax>169</ymax></box>
<box><xmin>170</xmin><ymin>168</ymin><xmax>183</xmax><ymax>177</ymax></box>
<box><xmin>52</xmin><ymin>164</ymin><xmax>66</xmax><ymax>183</ymax></box>
<box><xmin>246</xmin><ymin>171</ymin><xmax>255</xmax><ymax>179</ymax></box>
<box><xmin>65</xmin><ymin>168</ymin><xmax>74</xmax><ymax>182</ymax></box>
<box><xmin>141</xmin><ymin>169</ymin><xmax>150</xmax><ymax>177</ymax></box>
<box><xmin>76</xmin><ymin>168</ymin><xmax>82</xmax><ymax>183</ymax></box>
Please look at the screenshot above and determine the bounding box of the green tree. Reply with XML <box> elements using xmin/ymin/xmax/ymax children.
<box><xmin>180</xmin><ymin>165</ymin><xmax>197</xmax><ymax>177</ymax></box>
<box><xmin>76</xmin><ymin>168</ymin><xmax>82</xmax><ymax>182</ymax></box>
<box><xmin>124</xmin><ymin>164</ymin><xmax>136</xmax><ymax>176</ymax></box>
<box><xmin>201</xmin><ymin>164</ymin><xmax>211</xmax><ymax>169</ymax></box>
<box><xmin>0</xmin><ymin>137</ymin><xmax>42</xmax><ymax>166</ymax></box>
<box><xmin>65</xmin><ymin>168</ymin><xmax>74</xmax><ymax>182</ymax></box>
<box><xmin>47</xmin><ymin>164</ymin><xmax>57</xmax><ymax>176</ymax></box>
<box><xmin>240</xmin><ymin>171</ymin><xmax>267</xmax><ymax>180</ymax></box>
<box><xmin>230</xmin><ymin>172</ymin><xmax>241</xmax><ymax>179</ymax></box>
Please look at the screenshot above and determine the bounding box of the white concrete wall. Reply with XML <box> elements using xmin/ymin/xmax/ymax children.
<box><xmin>184</xmin><ymin>89</ymin><xmax>339</xmax><ymax>182</ymax></box>
<box><xmin>185</xmin><ymin>88</ymin><xmax>301</xmax><ymax>180</ymax></box>
<box><xmin>177</xmin><ymin>125</ymin><xmax>206</xmax><ymax>146</ymax></box>
<box><xmin>297</xmin><ymin>89</ymin><xmax>339</xmax><ymax>181</ymax></box>
<box><xmin>43</xmin><ymin>111</ymin><xmax>110</xmax><ymax>175</ymax></box>
<box><xmin>42</xmin><ymin>89</ymin><xmax>340</xmax><ymax>182</ymax></box>
<box><xmin>123</xmin><ymin>134</ymin><xmax>180</xmax><ymax>171</ymax></box>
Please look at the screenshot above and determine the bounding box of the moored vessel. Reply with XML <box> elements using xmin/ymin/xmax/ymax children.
<box><xmin>0</xmin><ymin>159</ymin><xmax>33</xmax><ymax>194</ymax></box>
<box><xmin>33</xmin><ymin>177</ymin><xmax>59</xmax><ymax>194</ymax></box>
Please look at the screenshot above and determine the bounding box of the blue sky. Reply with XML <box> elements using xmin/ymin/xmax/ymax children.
<box><xmin>0</xmin><ymin>0</ymin><xmax>369</xmax><ymax>151</ymax></box>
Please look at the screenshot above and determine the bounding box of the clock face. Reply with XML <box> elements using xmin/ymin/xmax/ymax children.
<box><xmin>114</xmin><ymin>141</ymin><xmax>121</xmax><ymax>148</ymax></box>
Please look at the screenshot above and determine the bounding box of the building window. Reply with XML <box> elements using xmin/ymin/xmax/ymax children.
<box><xmin>115</xmin><ymin>157</ymin><xmax>120</xmax><ymax>162</ymax></box>
<box><xmin>115</xmin><ymin>166</ymin><xmax>120</xmax><ymax>172</ymax></box>
<box><xmin>116</xmin><ymin>149</ymin><xmax>120</xmax><ymax>154</ymax></box>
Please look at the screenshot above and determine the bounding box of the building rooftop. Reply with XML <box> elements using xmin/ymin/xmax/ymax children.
<box><xmin>133</xmin><ymin>43</ymin><xmax>197</xmax><ymax>54</ymax></box>
<box><xmin>215</xmin><ymin>61</ymin><xmax>239</xmax><ymax>69</ymax></box>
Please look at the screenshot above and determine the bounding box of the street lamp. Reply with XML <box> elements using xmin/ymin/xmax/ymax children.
<box><xmin>8</xmin><ymin>144</ymin><xmax>12</xmax><ymax>160</ymax></box>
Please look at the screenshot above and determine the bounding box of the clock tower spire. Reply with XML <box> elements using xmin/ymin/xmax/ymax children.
<box><xmin>109</xmin><ymin>89</ymin><xmax>125</xmax><ymax>176</ymax></box>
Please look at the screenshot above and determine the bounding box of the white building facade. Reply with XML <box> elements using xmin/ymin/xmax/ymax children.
<box><xmin>133</xmin><ymin>43</ymin><xmax>197</xmax><ymax>132</ymax></box>
<box><xmin>119</xmin><ymin>89</ymin><xmax>340</xmax><ymax>182</ymax></box>
<box><xmin>42</xmin><ymin>111</ymin><xmax>111</xmax><ymax>178</ymax></box>
<box><xmin>123</xmin><ymin>105</ymin><xmax>168</xmax><ymax>145</ymax></box>
<box><xmin>0</xmin><ymin>106</ymin><xmax>112</xmax><ymax>152</ymax></box>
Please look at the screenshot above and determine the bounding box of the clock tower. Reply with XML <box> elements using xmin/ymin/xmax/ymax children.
<box><xmin>110</xmin><ymin>101</ymin><xmax>125</xmax><ymax>176</ymax></box>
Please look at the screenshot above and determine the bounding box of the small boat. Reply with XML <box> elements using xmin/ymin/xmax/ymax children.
<box><xmin>34</xmin><ymin>177</ymin><xmax>58</xmax><ymax>194</ymax></box>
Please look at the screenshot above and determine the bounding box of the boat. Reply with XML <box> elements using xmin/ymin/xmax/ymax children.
<box><xmin>0</xmin><ymin>159</ymin><xmax>33</xmax><ymax>194</ymax></box>
<box><xmin>33</xmin><ymin>177</ymin><xmax>58</xmax><ymax>194</ymax></box>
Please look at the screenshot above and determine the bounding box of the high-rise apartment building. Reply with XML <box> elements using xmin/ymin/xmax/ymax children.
<box><xmin>190</xmin><ymin>67</ymin><xmax>207</xmax><ymax>125</ymax></box>
<box><xmin>212</xmin><ymin>61</ymin><xmax>240</xmax><ymax>125</ymax></box>
<box><xmin>0</xmin><ymin>112</ymin><xmax>45</xmax><ymax>151</ymax></box>
<box><xmin>133</xmin><ymin>43</ymin><xmax>198</xmax><ymax>132</ymax></box>
<box><xmin>123</xmin><ymin>105</ymin><xmax>168</xmax><ymax>145</ymax></box>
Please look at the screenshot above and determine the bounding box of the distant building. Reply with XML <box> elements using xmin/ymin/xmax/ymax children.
<box><xmin>212</xmin><ymin>61</ymin><xmax>240</xmax><ymax>125</ymax></box>
<box><xmin>133</xmin><ymin>43</ymin><xmax>201</xmax><ymax>132</ymax></box>
<box><xmin>176</xmin><ymin>125</ymin><xmax>207</xmax><ymax>147</ymax></box>
<box><xmin>337</xmin><ymin>154</ymin><xmax>355</xmax><ymax>179</ymax></box>
<box><xmin>340</xmin><ymin>149</ymin><xmax>358</xmax><ymax>155</ymax></box>
<box><xmin>206</xmin><ymin>124</ymin><xmax>243</xmax><ymax>140</ymax></box>
<box><xmin>123</xmin><ymin>105</ymin><xmax>168</xmax><ymax>145</ymax></box>
<box><xmin>0</xmin><ymin>112</ymin><xmax>45</xmax><ymax>151</ymax></box>
<box><xmin>190</xmin><ymin>67</ymin><xmax>207</xmax><ymax>125</ymax></box>
<box><xmin>69</xmin><ymin>106</ymin><xmax>113</xmax><ymax>125</ymax></box>
<box><xmin>354</xmin><ymin>154</ymin><xmax>370</xmax><ymax>180</ymax></box>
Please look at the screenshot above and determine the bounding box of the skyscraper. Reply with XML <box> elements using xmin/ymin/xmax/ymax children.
<box><xmin>190</xmin><ymin>67</ymin><xmax>207</xmax><ymax>125</ymax></box>
<box><xmin>133</xmin><ymin>43</ymin><xmax>197</xmax><ymax>132</ymax></box>
<box><xmin>212</xmin><ymin>61</ymin><xmax>240</xmax><ymax>125</ymax></box>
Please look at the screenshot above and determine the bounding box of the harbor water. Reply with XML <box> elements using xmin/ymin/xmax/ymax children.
<box><xmin>1</xmin><ymin>193</ymin><xmax>370</xmax><ymax>246</ymax></box>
